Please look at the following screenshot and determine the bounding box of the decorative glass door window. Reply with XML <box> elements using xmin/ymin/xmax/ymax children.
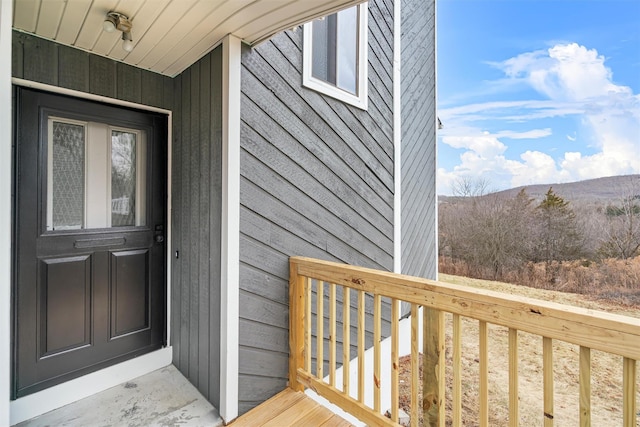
<box><xmin>46</xmin><ymin>118</ymin><xmax>147</xmax><ymax>231</ymax></box>
<box><xmin>49</xmin><ymin>120</ymin><xmax>86</xmax><ymax>230</ymax></box>
<box><xmin>303</xmin><ymin>3</ymin><xmax>368</xmax><ymax>109</ymax></box>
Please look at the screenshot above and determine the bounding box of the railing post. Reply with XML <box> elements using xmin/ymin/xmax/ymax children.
<box><xmin>423</xmin><ymin>307</ymin><xmax>445</xmax><ymax>427</ymax></box>
<box><xmin>289</xmin><ymin>258</ymin><xmax>305</xmax><ymax>392</ymax></box>
<box><xmin>623</xmin><ymin>357</ymin><xmax>637</xmax><ymax>427</ymax></box>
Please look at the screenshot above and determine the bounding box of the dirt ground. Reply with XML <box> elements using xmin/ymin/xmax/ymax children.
<box><xmin>396</xmin><ymin>274</ymin><xmax>640</xmax><ymax>426</ymax></box>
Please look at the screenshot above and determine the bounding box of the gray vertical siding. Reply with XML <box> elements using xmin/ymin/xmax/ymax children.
<box><xmin>400</xmin><ymin>0</ymin><xmax>437</xmax><ymax>279</ymax></box>
<box><xmin>12</xmin><ymin>31</ymin><xmax>173</xmax><ymax>110</ymax></box>
<box><xmin>171</xmin><ymin>47</ymin><xmax>223</xmax><ymax>407</ymax></box>
<box><xmin>238</xmin><ymin>0</ymin><xmax>395</xmax><ymax>413</ymax></box>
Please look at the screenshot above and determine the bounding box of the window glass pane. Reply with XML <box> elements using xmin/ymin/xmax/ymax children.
<box><xmin>111</xmin><ymin>131</ymin><xmax>137</xmax><ymax>227</ymax></box>
<box><xmin>312</xmin><ymin>14</ymin><xmax>338</xmax><ymax>84</ymax></box>
<box><xmin>336</xmin><ymin>7</ymin><xmax>358</xmax><ymax>94</ymax></box>
<box><xmin>51</xmin><ymin>121</ymin><xmax>85</xmax><ymax>230</ymax></box>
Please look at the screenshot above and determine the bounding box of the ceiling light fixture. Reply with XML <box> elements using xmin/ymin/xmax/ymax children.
<box><xmin>103</xmin><ymin>11</ymin><xmax>134</xmax><ymax>52</ymax></box>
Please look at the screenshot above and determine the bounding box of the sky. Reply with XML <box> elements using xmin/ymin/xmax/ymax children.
<box><xmin>436</xmin><ymin>0</ymin><xmax>640</xmax><ymax>195</ymax></box>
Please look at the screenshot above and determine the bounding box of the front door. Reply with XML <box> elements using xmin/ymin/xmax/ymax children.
<box><xmin>13</xmin><ymin>87</ymin><xmax>167</xmax><ymax>398</ymax></box>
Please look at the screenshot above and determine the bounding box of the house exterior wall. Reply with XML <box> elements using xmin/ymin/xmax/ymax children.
<box><xmin>9</xmin><ymin>0</ymin><xmax>438</xmax><ymax>415</ymax></box>
<box><xmin>238</xmin><ymin>0</ymin><xmax>395</xmax><ymax>413</ymax></box>
<box><xmin>400</xmin><ymin>0</ymin><xmax>437</xmax><ymax>279</ymax></box>
<box><xmin>170</xmin><ymin>46</ymin><xmax>224</xmax><ymax>408</ymax></box>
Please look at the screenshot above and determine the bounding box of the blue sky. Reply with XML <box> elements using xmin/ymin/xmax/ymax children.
<box><xmin>436</xmin><ymin>0</ymin><xmax>640</xmax><ymax>195</ymax></box>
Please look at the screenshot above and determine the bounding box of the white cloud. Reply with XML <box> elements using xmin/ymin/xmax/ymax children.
<box><xmin>438</xmin><ymin>43</ymin><xmax>640</xmax><ymax>194</ymax></box>
<box><xmin>500</xmin><ymin>44</ymin><xmax>630</xmax><ymax>101</ymax></box>
<box><xmin>493</xmin><ymin>128</ymin><xmax>552</xmax><ymax>139</ymax></box>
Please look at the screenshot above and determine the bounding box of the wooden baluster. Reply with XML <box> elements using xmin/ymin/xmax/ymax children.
<box><xmin>411</xmin><ymin>304</ymin><xmax>419</xmax><ymax>427</ymax></box>
<box><xmin>373</xmin><ymin>294</ymin><xmax>381</xmax><ymax>413</ymax></box>
<box><xmin>305</xmin><ymin>277</ymin><xmax>312</xmax><ymax>372</ymax></box>
<box><xmin>423</xmin><ymin>307</ymin><xmax>445</xmax><ymax>427</ymax></box>
<box><xmin>509</xmin><ymin>328</ymin><xmax>518</xmax><ymax>427</ymax></box>
<box><xmin>479</xmin><ymin>321</ymin><xmax>489</xmax><ymax>427</ymax></box>
<box><xmin>391</xmin><ymin>298</ymin><xmax>400</xmax><ymax>423</ymax></box>
<box><xmin>288</xmin><ymin>260</ymin><xmax>305</xmax><ymax>392</ymax></box>
<box><xmin>358</xmin><ymin>290</ymin><xmax>365</xmax><ymax>403</ymax></box>
<box><xmin>343</xmin><ymin>287</ymin><xmax>350</xmax><ymax>395</ymax></box>
<box><xmin>329</xmin><ymin>283</ymin><xmax>336</xmax><ymax>387</ymax></box>
<box><xmin>623</xmin><ymin>357</ymin><xmax>637</xmax><ymax>427</ymax></box>
<box><xmin>453</xmin><ymin>314</ymin><xmax>462</xmax><ymax>427</ymax></box>
<box><xmin>317</xmin><ymin>280</ymin><xmax>324</xmax><ymax>380</ymax></box>
<box><xmin>579</xmin><ymin>346</ymin><xmax>591</xmax><ymax>427</ymax></box>
<box><xmin>543</xmin><ymin>337</ymin><xmax>554</xmax><ymax>427</ymax></box>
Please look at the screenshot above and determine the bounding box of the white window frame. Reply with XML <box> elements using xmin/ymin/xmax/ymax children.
<box><xmin>302</xmin><ymin>3</ymin><xmax>368</xmax><ymax>110</ymax></box>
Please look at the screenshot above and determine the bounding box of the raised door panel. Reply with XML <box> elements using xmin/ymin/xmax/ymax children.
<box><xmin>39</xmin><ymin>255</ymin><xmax>92</xmax><ymax>357</ymax></box>
<box><xmin>110</xmin><ymin>249</ymin><xmax>150</xmax><ymax>338</ymax></box>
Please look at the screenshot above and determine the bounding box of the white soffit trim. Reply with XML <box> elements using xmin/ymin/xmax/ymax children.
<box><xmin>220</xmin><ymin>33</ymin><xmax>241</xmax><ymax>424</ymax></box>
<box><xmin>0</xmin><ymin>0</ymin><xmax>13</xmax><ymax>425</ymax></box>
<box><xmin>10</xmin><ymin>348</ymin><xmax>172</xmax><ymax>425</ymax></box>
<box><xmin>393</xmin><ymin>0</ymin><xmax>401</xmax><ymax>274</ymax></box>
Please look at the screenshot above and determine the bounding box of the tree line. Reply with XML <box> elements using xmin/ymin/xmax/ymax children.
<box><xmin>438</xmin><ymin>178</ymin><xmax>640</xmax><ymax>291</ymax></box>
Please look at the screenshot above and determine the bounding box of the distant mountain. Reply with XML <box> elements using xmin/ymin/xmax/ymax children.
<box><xmin>440</xmin><ymin>174</ymin><xmax>640</xmax><ymax>204</ymax></box>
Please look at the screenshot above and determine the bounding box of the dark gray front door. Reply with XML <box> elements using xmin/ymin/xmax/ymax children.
<box><xmin>13</xmin><ymin>87</ymin><xmax>167</xmax><ymax>398</ymax></box>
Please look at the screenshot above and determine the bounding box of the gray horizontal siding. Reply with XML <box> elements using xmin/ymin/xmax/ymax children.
<box><xmin>238</xmin><ymin>0</ymin><xmax>395</xmax><ymax>413</ymax></box>
<box><xmin>171</xmin><ymin>47</ymin><xmax>223</xmax><ymax>408</ymax></box>
<box><xmin>400</xmin><ymin>0</ymin><xmax>437</xmax><ymax>280</ymax></box>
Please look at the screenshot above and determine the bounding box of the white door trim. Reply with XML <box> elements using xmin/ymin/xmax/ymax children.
<box><xmin>219</xmin><ymin>33</ymin><xmax>241</xmax><ymax>424</ymax></box>
<box><xmin>0</xmin><ymin>0</ymin><xmax>14</xmax><ymax>425</ymax></box>
<box><xmin>8</xmin><ymin>78</ymin><xmax>174</xmax><ymax>424</ymax></box>
<box><xmin>9</xmin><ymin>347</ymin><xmax>172</xmax><ymax>425</ymax></box>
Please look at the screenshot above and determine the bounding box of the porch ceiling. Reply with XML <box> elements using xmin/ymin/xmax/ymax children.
<box><xmin>12</xmin><ymin>0</ymin><xmax>365</xmax><ymax>77</ymax></box>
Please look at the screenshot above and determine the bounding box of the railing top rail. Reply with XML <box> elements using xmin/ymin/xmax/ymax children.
<box><xmin>290</xmin><ymin>256</ymin><xmax>640</xmax><ymax>360</ymax></box>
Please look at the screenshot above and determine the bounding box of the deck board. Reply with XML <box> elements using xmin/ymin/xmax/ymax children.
<box><xmin>232</xmin><ymin>388</ymin><xmax>354</xmax><ymax>427</ymax></box>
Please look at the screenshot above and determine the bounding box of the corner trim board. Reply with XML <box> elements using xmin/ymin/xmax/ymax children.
<box><xmin>219</xmin><ymin>33</ymin><xmax>241</xmax><ymax>424</ymax></box>
<box><xmin>433</xmin><ymin>0</ymin><xmax>439</xmax><ymax>280</ymax></box>
<box><xmin>393</xmin><ymin>0</ymin><xmax>402</xmax><ymax>274</ymax></box>
<box><xmin>0</xmin><ymin>1</ymin><xmax>13</xmax><ymax>425</ymax></box>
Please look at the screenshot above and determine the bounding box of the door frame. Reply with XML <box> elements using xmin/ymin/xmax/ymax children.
<box><xmin>9</xmin><ymin>77</ymin><xmax>174</xmax><ymax>425</ymax></box>
<box><xmin>1</xmin><ymin>3</ymin><xmax>13</xmax><ymax>426</ymax></box>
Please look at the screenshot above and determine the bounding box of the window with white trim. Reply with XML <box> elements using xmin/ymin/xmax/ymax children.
<box><xmin>303</xmin><ymin>4</ymin><xmax>368</xmax><ymax>109</ymax></box>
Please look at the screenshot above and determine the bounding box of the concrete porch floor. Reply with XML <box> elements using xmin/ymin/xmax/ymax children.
<box><xmin>16</xmin><ymin>365</ymin><xmax>223</xmax><ymax>427</ymax></box>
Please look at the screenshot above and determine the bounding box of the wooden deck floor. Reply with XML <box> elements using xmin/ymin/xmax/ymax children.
<box><xmin>231</xmin><ymin>388</ymin><xmax>354</xmax><ymax>426</ymax></box>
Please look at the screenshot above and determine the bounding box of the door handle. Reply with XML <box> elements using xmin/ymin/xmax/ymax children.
<box><xmin>155</xmin><ymin>235</ymin><xmax>164</xmax><ymax>243</ymax></box>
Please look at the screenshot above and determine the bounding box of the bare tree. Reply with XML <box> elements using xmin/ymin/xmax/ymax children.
<box><xmin>451</xmin><ymin>176</ymin><xmax>490</xmax><ymax>198</ymax></box>
<box><xmin>441</xmin><ymin>188</ymin><xmax>536</xmax><ymax>280</ymax></box>
<box><xmin>598</xmin><ymin>189</ymin><xmax>640</xmax><ymax>259</ymax></box>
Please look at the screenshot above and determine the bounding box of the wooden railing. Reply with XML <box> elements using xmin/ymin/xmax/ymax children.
<box><xmin>288</xmin><ymin>256</ymin><xmax>640</xmax><ymax>427</ymax></box>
